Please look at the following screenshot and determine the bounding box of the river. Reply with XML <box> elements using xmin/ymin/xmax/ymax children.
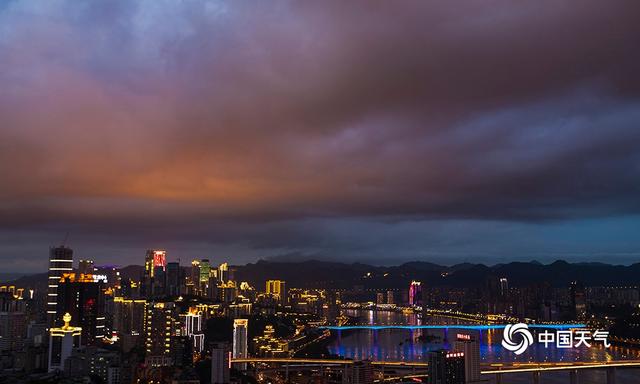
<box><xmin>326</xmin><ymin>309</ymin><xmax>640</xmax><ymax>383</ymax></box>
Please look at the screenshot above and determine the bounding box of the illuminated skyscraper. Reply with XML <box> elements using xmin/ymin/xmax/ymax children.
<box><xmin>427</xmin><ymin>349</ymin><xmax>465</xmax><ymax>384</ymax></box>
<box><xmin>182</xmin><ymin>309</ymin><xmax>205</xmax><ymax>353</ymax></box>
<box><xmin>499</xmin><ymin>278</ymin><xmax>509</xmax><ymax>297</ymax></box>
<box><xmin>199</xmin><ymin>259</ymin><xmax>211</xmax><ymax>284</ymax></box>
<box><xmin>145</xmin><ymin>249</ymin><xmax>166</xmax><ymax>278</ymax></box>
<box><xmin>409</xmin><ymin>281</ymin><xmax>422</xmax><ymax>307</ymax></box>
<box><xmin>218</xmin><ymin>262</ymin><xmax>229</xmax><ymax>283</ymax></box>
<box><xmin>143</xmin><ymin>250</ymin><xmax>166</xmax><ymax>297</ymax></box>
<box><xmin>113</xmin><ymin>297</ymin><xmax>146</xmax><ymax>336</ymax></box>
<box><xmin>56</xmin><ymin>273</ymin><xmax>105</xmax><ymax>345</ymax></box>
<box><xmin>454</xmin><ymin>333</ymin><xmax>481</xmax><ymax>383</ymax></box>
<box><xmin>233</xmin><ymin>319</ymin><xmax>248</xmax><ymax>370</ymax></box>
<box><xmin>266</xmin><ymin>280</ymin><xmax>287</xmax><ymax>303</ymax></box>
<box><xmin>48</xmin><ymin>312</ymin><xmax>82</xmax><ymax>372</ymax></box>
<box><xmin>47</xmin><ymin>246</ymin><xmax>74</xmax><ymax>327</ymax></box>
<box><xmin>144</xmin><ymin>302</ymin><xmax>181</xmax><ymax>365</ymax></box>
<box><xmin>386</xmin><ymin>290</ymin><xmax>394</xmax><ymax>305</ymax></box>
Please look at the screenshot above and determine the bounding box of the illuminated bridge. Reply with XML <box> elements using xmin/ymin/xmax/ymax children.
<box><xmin>232</xmin><ymin>358</ymin><xmax>640</xmax><ymax>383</ymax></box>
<box><xmin>320</xmin><ymin>324</ymin><xmax>586</xmax><ymax>331</ymax></box>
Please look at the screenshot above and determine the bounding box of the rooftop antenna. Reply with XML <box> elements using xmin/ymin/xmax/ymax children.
<box><xmin>62</xmin><ymin>231</ymin><xmax>70</xmax><ymax>247</ymax></box>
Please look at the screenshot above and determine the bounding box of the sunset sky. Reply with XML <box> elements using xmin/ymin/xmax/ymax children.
<box><xmin>1</xmin><ymin>1</ymin><xmax>640</xmax><ymax>272</ymax></box>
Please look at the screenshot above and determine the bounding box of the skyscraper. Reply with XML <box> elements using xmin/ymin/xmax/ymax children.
<box><xmin>48</xmin><ymin>312</ymin><xmax>82</xmax><ymax>372</ymax></box>
<box><xmin>166</xmin><ymin>262</ymin><xmax>181</xmax><ymax>296</ymax></box>
<box><xmin>266</xmin><ymin>280</ymin><xmax>287</xmax><ymax>303</ymax></box>
<box><xmin>499</xmin><ymin>278</ymin><xmax>509</xmax><ymax>297</ymax></box>
<box><xmin>145</xmin><ymin>250</ymin><xmax>167</xmax><ymax>278</ymax></box>
<box><xmin>427</xmin><ymin>349</ymin><xmax>465</xmax><ymax>384</ymax></box>
<box><xmin>113</xmin><ymin>297</ymin><xmax>146</xmax><ymax>336</ymax></box>
<box><xmin>350</xmin><ymin>360</ymin><xmax>374</xmax><ymax>384</ymax></box>
<box><xmin>409</xmin><ymin>281</ymin><xmax>422</xmax><ymax>307</ymax></box>
<box><xmin>56</xmin><ymin>273</ymin><xmax>105</xmax><ymax>345</ymax></box>
<box><xmin>47</xmin><ymin>246</ymin><xmax>74</xmax><ymax>328</ymax></box>
<box><xmin>144</xmin><ymin>302</ymin><xmax>181</xmax><ymax>365</ymax></box>
<box><xmin>143</xmin><ymin>250</ymin><xmax>166</xmax><ymax>297</ymax></box>
<box><xmin>0</xmin><ymin>292</ymin><xmax>27</xmax><ymax>353</ymax></box>
<box><xmin>211</xmin><ymin>342</ymin><xmax>230</xmax><ymax>384</ymax></box>
<box><xmin>199</xmin><ymin>259</ymin><xmax>211</xmax><ymax>284</ymax></box>
<box><xmin>233</xmin><ymin>319</ymin><xmax>248</xmax><ymax>370</ymax></box>
<box><xmin>454</xmin><ymin>333</ymin><xmax>481</xmax><ymax>383</ymax></box>
<box><xmin>218</xmin><ymin>262</ymin><xmax>229</xmax><ymax>283</ymax></box>
<box><xmin>182</xmin><ymin>309</ymin><xmax>204</xmax><ymax>353</ymax></box>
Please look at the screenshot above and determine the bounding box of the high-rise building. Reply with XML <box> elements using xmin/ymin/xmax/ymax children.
<box><xmin>499</xmin><ymin>278</ymin><xmax>509</xmax><ymax>297</ymax></box>
<box><xmin>47</xmin><ymin>246</ymin><xmax>74</xmax><ymax>327</ymax></box>
<box><xmin>427</xmin><ymin>350</ymin><xmax>465</xmax><ymax>384</ymax></box>
<box><xmin>409</xmin><ymin>281</ymin><xmax>422</xmax><ymax>307</ymax></box>
<box><xmin>143</xmin><ymin>250</ymin><xmax>166</xmax><ymax>296</ymax></box>
<box><xmin>211</xmin><ymin>342</ymin><xmax>230</xmax><ymax>384</ymax></box>
<box><xmin>266</xmin><ymin>280</ymin><xmax>287</xmax><ymax>303</ymax></box>
<box><xmin>386</xmin><ymin>290</ymin><xmax>394</xmax><ymax>305</ymax></box>
<box><xmin>144</xmin><ymin>302</ymin><xmax>181</xmax><ymax>365</ymax></box>
<box><xmin>78</xmin><ymin>259</ymin><xmax>95</xmax><ymax>276</ymax></box>
<box><xmin>166</xmin><ymin>262</ymin><xmax>181</xmax><ymax>296</ymax></box>
<box><xmin>182</xmin><ymin>309</ymin><xmax>205</xmax><ymax>353</ymax></box>
<box><xmin>570</xmin><ymin>281</ymin><xmax>587</xmax><ymax>320</ymax></box>
<box><xmin>113</xmin><ymin>297</ymin><xmax>146</xmax><ymax>336</ymax></box>
<box><xmin>56</xmin><ymin>273</ymin><xmax>105</xmax><ymax>345</ymax></box>
<box><xmin>48</xmin><ymin>312</ymin><xmax>82</xmax><ymax>372</ymax></box>
<box><xmin>145</xmin><ymin>250</ymin><xmax>167</xmax><ymax>278</ymax></box>
<box><xmin>454</xmin><ymin>333</ymin><xmax>481</xmax><ymax>383</ymax></box>
<box><xmin>233</xmin><ymin>319</ymin><xmax>248</xmax><ymax>370</ymax></box>
<box><xmin>218</xmin><ymin>281</ymin><xmax>237</xmax><ymax>303</ymax></box>
<box><xmin>0</xmin><ymin>292</ymin><xmax>27</xmax><ymax>352</ymax></box>
<box><xmin>350</xmin><ymin>360</ymin><xmax>374</xmax><ymax>384</ymax></box>
<box><xmin>218</xmin><ymin>263</ymin><xmax>229</xmax><ymax>283</ymax></box>
<box><xmin>199</xmin><ymin>259</ymin><xmax>211</xmax><ymax>284</ymax></box>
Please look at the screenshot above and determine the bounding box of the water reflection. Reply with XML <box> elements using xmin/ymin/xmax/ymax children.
<box><xmin>327</xmin><ymin>309</ymin><xmax>640</xmax><ymax>383</ymax></box>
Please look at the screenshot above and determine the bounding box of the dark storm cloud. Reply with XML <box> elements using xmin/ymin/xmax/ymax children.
<box><xmin>1</xmin><ymin>1</ymin><xmax>640</xmax><ymax>269</ymax></box>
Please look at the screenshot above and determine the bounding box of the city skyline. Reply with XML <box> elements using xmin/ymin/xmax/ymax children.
<box><xmin>2</xmin><ymin>1</ymin><xmax>640</xmax><ymax>271</ymax></box>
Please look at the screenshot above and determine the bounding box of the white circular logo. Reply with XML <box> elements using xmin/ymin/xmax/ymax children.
<box><xmin>502</xmin><ymin>323</ymin><xmax>533</xmax><ymax>355</ymax></box>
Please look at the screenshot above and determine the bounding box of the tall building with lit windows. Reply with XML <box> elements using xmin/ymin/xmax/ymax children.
<box><xmin>143</xmin><ymin>250</ymin><xmax>166</xmax><ymax>297</ymax></box>
<box><xmin>266</xmin><ymin>280</ymin><xmax>287</xmax><ymax>303</ymax></box>
<box><xmin>56</xmin><ymin>273</ymin><xmax>105</xmax><ymax>345</ymax></box>
<box><xmin>199</xmin><ymin>259</ymin><xmax>211</xmax><ymax>284</ymax></box>
<box><xmin>144</xmin><ymin>302</ymin><xmax>181</xmax><ymax>365</ymax></box>
<box><xmin>233</xmin><ymin>319</ymin><xmax>248</xmax><ymax>370</ymax></box>
<box><xmin>454</xmin><ymin>333</ymin><xmax>481</xmax><ymax>383</ymax></box>
<box><xmin>182</xmin><ymin>309</ymin><xmax>205</xmax><ymax>353</ymax></box>
<box><xmin>409</xmin><ymin>280</ymin><xmax>422</xmax><ymax>307</ymax></box>
<box><xmin>47</xmin><ymin>246</ymin><xmax>74</xmax><ymax>327</ymax></box>
<box><xmin>218</xmin><ymin>262</ymin><xmax>229</xmax><ymax>283</ymax></box>
<box><xmin>48</xmin><ymin>312</ymin><xmax>82</xmax><ymax>372</ymax></box>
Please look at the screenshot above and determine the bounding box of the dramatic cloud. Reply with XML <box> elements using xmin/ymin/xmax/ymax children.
<box><xmin>1</xmin><ymin>1</ymin><xmax>639</xmax><ymax>270</ymax></box>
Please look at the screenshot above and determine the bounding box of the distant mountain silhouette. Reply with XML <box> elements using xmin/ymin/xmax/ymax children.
<box><xmin>4</xmin><ymin>260</ymin><xmax>640</xmax><ymax>290</ymax></box>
